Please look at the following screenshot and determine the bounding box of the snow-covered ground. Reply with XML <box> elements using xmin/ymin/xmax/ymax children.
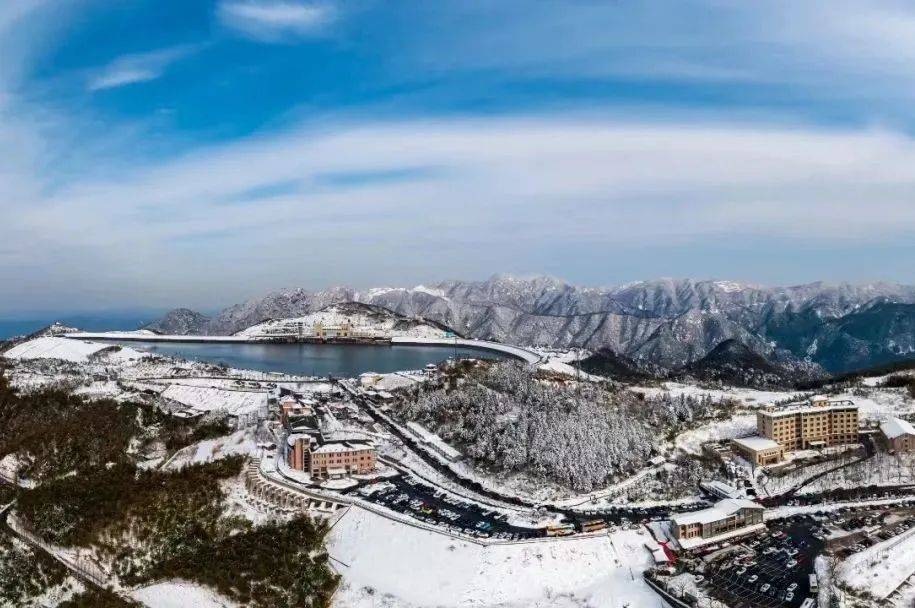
<box><xmin>794</xmin><ymin>452</ymin><xmax>915</xmax><ymax>496</ymax></box>
<box><xmin>536</xmin><ymin>349</ymin><xmax>603</xmax><ymax>381</ymax></box>
<box><xmin>839</xmin><ymin>526</ymin><xmax>915</xmax><ymax>600</ymax></box>
<box><xmin>162</xmin><ymin>429</ymin><xmax>259</xmax><ymax>470</ymax></box>
<box><xmin>328</xmin><ymin>506</ymin><xmax>662</xmax><ymax>608</ymax></box>
<box><xmin>631</xmin><ymin>382</ymin><xmax>800</xmax><ymax>408</ymax></box>
<box><xmin>834</xmin><ymin>388</ymin><xmax>914</xmax><ymax>420</ymax></box>
<box><xmin>674</xmin><ymin>414</ymin><xmax>756</xmax><ymax>455</ymax></box>
<box><xmin>159</xmin><ymin>383</ymin><xmax>268</xmax><ymax>416</ymax></box>
<box><xmin>4</xmin><ymin>336</ymin><xmax>117</xmax><ymax>363</ymax></box>
<box><xmin>360</xmin><ymin>370</ymin><xmax>427</xmax><ymax>392</ymax></box>
<box><xmin>129</xmin><ymin>580</ymin><xmax>238</xmax><ymax>608</ymax></box>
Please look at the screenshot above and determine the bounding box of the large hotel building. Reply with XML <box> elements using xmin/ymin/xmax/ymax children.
<box><xmin>757</xmin><ymin>395</ymin><xmax>859</xmax><ymax>450</ymax></box>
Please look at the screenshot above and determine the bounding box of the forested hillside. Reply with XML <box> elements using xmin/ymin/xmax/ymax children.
<box><xmin>0</xmin><ymin>373</ymin><xmax>339</xmax><ymax>608</ymax></box>
<box><xmin>399</xmin><ymin>362</ymin><xmax>727</xmax><ymax>492</ymax></box>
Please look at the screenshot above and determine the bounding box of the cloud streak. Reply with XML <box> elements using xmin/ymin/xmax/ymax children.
<box><xmin>217</xmin><ymin>1</ymin><xmax>335</xmax><ymax>42</ymax></box>
<box><xmin>88</xmin><ymin>45</ymin><xmax>198</xmax><ymax>91</ymax></box>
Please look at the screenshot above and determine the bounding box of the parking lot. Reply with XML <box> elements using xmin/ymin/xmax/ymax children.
<box><xmin>701</xmin><ymin>518</ymin><xmax>822</xmax><ymax>608</ymax></box>
<box><xmin>351</xmin><ymin>476</ymin><xmax>546</xmax><ymax>539</ymax></box>
<box><xmin>564</xmin><ymin>503</ymin><xmax>686</xmax><ymax>529</ymax></box>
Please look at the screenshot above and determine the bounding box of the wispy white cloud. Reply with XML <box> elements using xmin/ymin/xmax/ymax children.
<box><xmin>5</xmin><ymin>1</ymin><xmax>915</xmax><ymax>310</ymax></box>
<box><xmin>217</xmin><ymin>1</ymin><xmax>335</xmax><ymax>42</ymax></box>
<box><xmin>7</xmin><ymin>116</ymin><xmax>915</xmax><ymax>306</ymax></box>
<box><xmin>397</xmin><ymin>0</ymin><xmax>915</xmax><ymax>99</ymax></box>
<box><xmin>88</xmin><ymin>45</ymin><xmax>197</xmax><ymax>91</ymax></box>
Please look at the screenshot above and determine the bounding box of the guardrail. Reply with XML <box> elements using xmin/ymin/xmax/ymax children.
<box><xmin>5</xmin><ymin>513</ymin><xmax>115</xmax><ymax>591</ymax></box>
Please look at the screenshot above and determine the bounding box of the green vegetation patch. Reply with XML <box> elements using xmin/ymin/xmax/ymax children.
<box><xmin>17</xmin><ymin>458</ymin><xmax>243</xmax><ymax>548</ymax></box>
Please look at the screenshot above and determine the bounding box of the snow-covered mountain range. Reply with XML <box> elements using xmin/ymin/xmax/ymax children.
<box><xmin>147</xmin><ymin>275</ymin><xmax>915</xmax><ymax>374</ymax></box>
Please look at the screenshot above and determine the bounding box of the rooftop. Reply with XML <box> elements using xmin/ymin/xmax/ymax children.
<box><xmin>312</xmin><ymin>441</ymin><xmax>374</xmax><ymax>455</ymax></box>
<box><xmin>881</xmin><ymin>417</ymin><xmax>915</xmax><ymax>439</ymax></box>
<box><xmin>732</xmin><ymin>436</ymin><xmax>781</xmax><ymax>451</ymax></box>
<box><xmin>670</xmin><ymin>498</ymin><xmax>763</xmax><ymax>527</ymax></box>
<box><xmin>759</xmin><ymin>398</ymin><xmax>857</xmax><ymax>417</ymax></box>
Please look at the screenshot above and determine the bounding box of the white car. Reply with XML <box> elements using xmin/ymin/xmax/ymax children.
<box><xmin>748</xmin><ymin>575</ymin><xmax>759</xmax><ymax>583</ymax></box>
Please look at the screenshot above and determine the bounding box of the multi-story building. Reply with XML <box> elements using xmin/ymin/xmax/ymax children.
<box><xmin>670</xmin><ymin>499</ymin><xmax>764</xmax><ymax>548</ymax></box>
<box><xmin>757</xmin><ymin>396</ymin><xmax>859</xmax><ymax>450</ymax></box>
<box><xmin>309</xmin><ymin>441</ymin><xmax>376</xmax><ymax>479</ymax></box>
<box><xmin>287</xmin><ymin>433</ymin><xmax>316</xmax><ymax>471</ymax></box>
<box><xmin>287</xmin><ymin>436</ymin><xmax>377</xmax><ymax>479</ymax></box>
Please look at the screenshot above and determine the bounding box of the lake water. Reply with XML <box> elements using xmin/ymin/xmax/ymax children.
<box><xmin>115</xmin><ymin>341</ymin><xmax>509</xmax><ymax>377</ymax></box>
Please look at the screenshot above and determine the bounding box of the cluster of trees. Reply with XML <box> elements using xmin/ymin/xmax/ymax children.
<box><xmin>627</xmin><ymin>454</ymin><xmax>722</xmax><ymax>502</ymax></box>
<box><xmin>0</xmin><ymin>379</ymin><xmax>151</xmax><ymax>483</ymax></box>
<box><xmin>0</xmin><ymin>369</ymin><xmax>339</xmax><ymax>608</ymax></box>
<box><xmin>158</xmin><ymin>416</ymin><xmax>233</xmax><ymax>452</ymax></box>
<box><xmin>15</xmin><ymin>454</ymin><xmax>339</xmax><ymax>607</ymax></box>
<box><xmin>148</xmin><ymin>517</ymin><xmax>339</xmax><ymax>608</ymax></box>
<box><xmin>17</xmin><ymin>458</ymin><xmax>243</xmax><ymax>547</ymax></box>
<box><xmin>401</xmin><ymin>362</ymin><xmax>724</xmax><ymax>492</ymax></box>
<box><xmin>59</xmin><ymin>589</ymin><xmax>143</xmax><ymax>608</ymax></box>
<box><xmin>0</xmin><ymin>370</ymin><xmax>239</xmax><ymax>482</ymax></box>
<box><xmin>0</xmin><ymin>534</ymin><xmax>70</xmax><ymax>606</ymax></box>
<box><xmin>881</xmin><ymin>373</ymin><xmax>915</xmax><ymax>399</ymax></box>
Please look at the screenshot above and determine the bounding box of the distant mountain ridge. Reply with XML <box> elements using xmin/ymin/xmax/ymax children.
<box><xmin>145</xmin><ymin>275</ymin><xmax>915</xmax><ymax>374</ymax></box>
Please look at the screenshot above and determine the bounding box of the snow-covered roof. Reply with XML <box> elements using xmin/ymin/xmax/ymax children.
<box><xmin>286</xmin><ymin>433</ymin><xmax>315</xmax><ymax>446</ymax></box>
<box><xmin>312</xmin><ymin>442</ymin><xmax>373</xmax><ymax>455</ymax></box>
<box><xmin>700</xmin><ymin>480</ymin><xmax>741</xmax><ymax>499</ymax></box>
<box><xmin>732</xmin><ymin>436</ymin><xmax>781</xmax><ymax>451</ymax></box>
<box><xmin>881</xmin><ymin>417</ymin><xmax>915</xmax><ymax>439</ymax></box>
<box><xmin>760</xmin><ymin>400</ymin><xmax>857</xmax><ymax>417</ymax></box>
<box><xmin>671</xmin><ymin>498</ymin><xmax>762</xmax><ymax>527</ymax></box>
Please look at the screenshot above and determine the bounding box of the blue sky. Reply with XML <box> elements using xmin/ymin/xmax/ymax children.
<box><xmin>2</xmin><ymin>1</ymin><xmax>915</xmax><ymax>313</ymax></box>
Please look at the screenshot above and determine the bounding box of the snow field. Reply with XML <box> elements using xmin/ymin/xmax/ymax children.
<box><xmin>328</xmin><ymin>506</ymin><xmax>661</xmax><ymax>608</ymax></box>
<box><xmin>3</xmin><ymin>337</ymin><xmax>113</xmax><ymax>363</ymax></box>
<box><xmin>160</xmin><ymin>383</ymin><xmax>267</xmax><ymax>416</ymax></box>
<box><xmin>129</xmin><ymin>580</ymin><xmax>239</xmax><ymax>608</ymax></box>
<box><xmin>839</xmin><ymin>526</ymin><xmax>915</xmax><ymax>600</ymax></box>
<box><xmin>162</xmin><ymin>429</ymin><xmax>259</xmax><ymax>471</ymax></box>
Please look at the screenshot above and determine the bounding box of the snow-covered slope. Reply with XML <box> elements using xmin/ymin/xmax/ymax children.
<box><xmin>3</xmin><ymin>337</ymin><xmax>115</xmax><ymax>363</ymax></box>
<box><xmin>328</xmin><ymin>506</ymin><xmax>661</xmax><ymax>608</ymax></box>
<box><xmin>237</xmin><ymin>302</ymin><xmax>450</xmax><ymax>339</ymax></box>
